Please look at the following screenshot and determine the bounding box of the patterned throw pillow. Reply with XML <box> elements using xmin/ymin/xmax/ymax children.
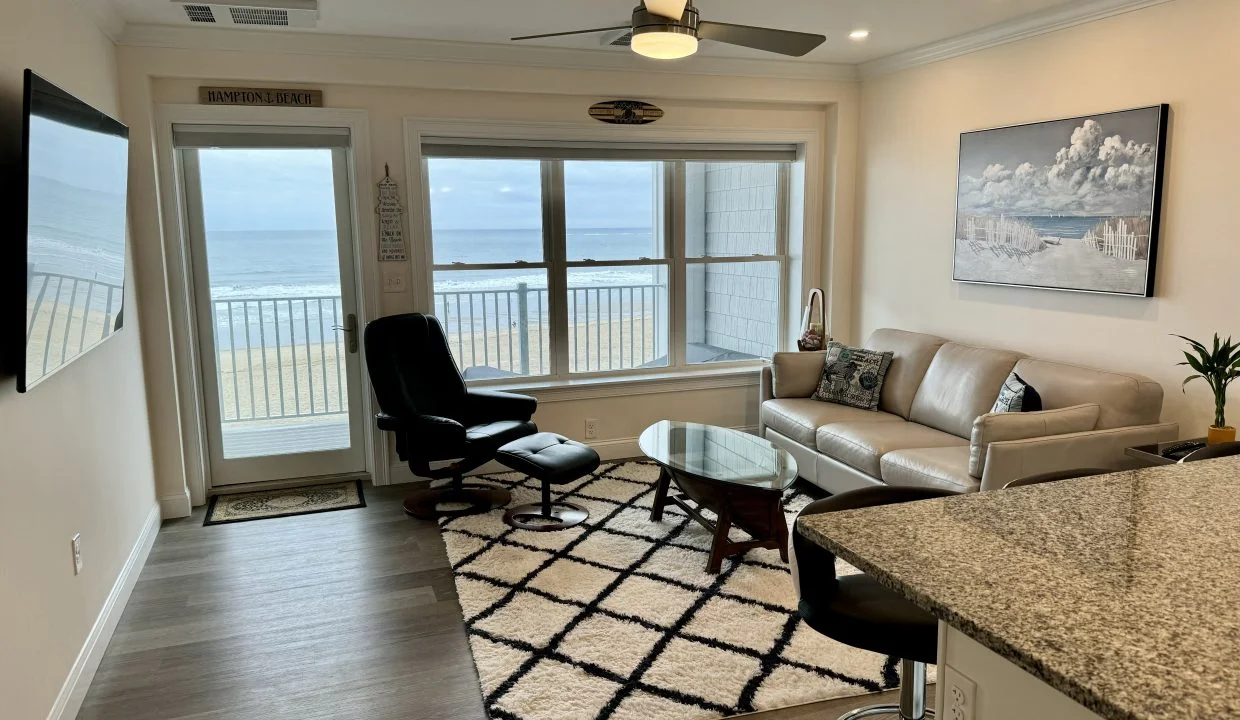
<box><xmin>991</xmin><ymin>372</ymin><xmax>1043</xmax><ymax>413</ymax></box>
<box><xmin>810</xmin><ymin>342</ymin><xmax>894</xmax><ymax>411</ymax></box>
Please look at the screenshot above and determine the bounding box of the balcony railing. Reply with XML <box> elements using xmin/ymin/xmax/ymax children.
<box><xmin>434</xmin><ymin>282</ymin><xmax>666</xmax><ymax>378</ymax></box>
<box><xmin>211</xmin><ymin>295</ymin><xmax>348</xmax><ymax>424</ymax></box>
<box><xmin>207</xmin><ymin>282</ymin><xmax>666</xmax><ymax>426</ymax></box>
<box><xmin>26</xmin><ymin>271</ymin><xmax>124</xmax><ymax>380</ymax></box>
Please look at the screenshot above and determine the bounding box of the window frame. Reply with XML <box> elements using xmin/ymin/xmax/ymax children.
<box><xmin>413</xmin><ymin>135</ymin><xmax>805</xmax><ymax>386</ymax></box>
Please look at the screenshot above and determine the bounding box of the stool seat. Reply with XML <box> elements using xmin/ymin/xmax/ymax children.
<box><xmin>497</xmin><ymin>433</ymin><xmax>600</xmax><ymax>531</ymax></box>
<box><xmin>798</xmin><ymin>575</ymin><xmax>938</xmax><ymax>665</ymax></box>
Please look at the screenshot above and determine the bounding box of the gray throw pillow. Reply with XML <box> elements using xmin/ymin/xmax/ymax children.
<box><xmin>991</xmin><ymin>372</ymin><xmax>1042</xmax><ymax>413</ymax></box>
<box><xmin>810</xmin><ymin>342</ymin><xmax>894</xmax><ymax>411</ymax></box>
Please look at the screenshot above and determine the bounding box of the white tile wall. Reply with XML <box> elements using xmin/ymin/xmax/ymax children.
<box><xmin>700</xmin><ymin>163</ymin><xmax>779</xmax><ymax>358</ymax></box>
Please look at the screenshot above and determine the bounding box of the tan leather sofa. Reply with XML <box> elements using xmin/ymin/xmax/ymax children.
<box><xmin>758</xmin><ymin>329</ymin><xmax>1178</xmax><ymax>494</ymax></box>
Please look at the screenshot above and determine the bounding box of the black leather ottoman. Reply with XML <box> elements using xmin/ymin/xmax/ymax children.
<box><xmin>497</xmin><ymin>433</ymin><xmax>601</xmax><ymax>531</ymax></box>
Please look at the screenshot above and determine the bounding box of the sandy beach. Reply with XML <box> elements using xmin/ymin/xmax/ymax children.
<box><xmin>213</xmin><ymin>315</ymin><xmax>661</xmax><ymax>422</ymax></box>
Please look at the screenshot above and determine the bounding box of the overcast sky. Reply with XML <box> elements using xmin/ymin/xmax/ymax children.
<box><xmin>196</xmin><ymin>151</ymin><xmax>656</xmax><ymax>232</ymax></box>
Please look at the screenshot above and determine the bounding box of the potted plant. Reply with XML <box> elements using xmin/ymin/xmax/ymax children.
<box><xmin>1176</xmin><ymin>333</ymin><xmax>1240</xmax><ymax>444</ymax></box>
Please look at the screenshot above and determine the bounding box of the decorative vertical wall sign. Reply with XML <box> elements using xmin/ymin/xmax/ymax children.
<box><xmin>377</xmin><ymin>165</ymin><xmax>407</xmax><ymax>262</ymax></box>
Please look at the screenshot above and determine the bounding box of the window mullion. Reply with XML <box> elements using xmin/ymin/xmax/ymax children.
<box><xmin>777</xmin><ymin>161</ymin><xmax>792</xmax><ymax>351</ymax></box>
<box><xmin>544</xmin><ymin>160</ymin><xmax>571</xmax><ymax>379</ymax></box>
<box><xmin>668</xmin><ymin>161</ymin><xmax>687</xmax><ymax>369</ymax></box>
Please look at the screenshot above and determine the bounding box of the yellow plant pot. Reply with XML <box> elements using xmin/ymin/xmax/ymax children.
<box><xmin>1207</xmin><ymin>426</ymin><xmax>1236</xmax><ymax>445</ymax></box>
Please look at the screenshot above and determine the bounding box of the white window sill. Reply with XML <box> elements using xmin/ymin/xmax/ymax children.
<box><xmin>473</xmin><ymin>363</ymin><xmax>764</xmax><ymax>403</ymax></box>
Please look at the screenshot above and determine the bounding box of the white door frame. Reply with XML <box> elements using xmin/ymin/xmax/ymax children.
<box><xmin>154</xmin><ymin>105</ymin><xmax>389</xmax><ymax>504</ymax></box>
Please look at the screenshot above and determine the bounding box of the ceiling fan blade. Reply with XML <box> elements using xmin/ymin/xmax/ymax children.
<box><xmin>644</xmin><ymin>0</ymin><xmax>689</xmax><ymax>21</ymax></box>
<box><xmin>697</xmin><ymin>21</ymin><xmax>825</xmax><ymax>57</ymax></box>
<box><xmin>511</xmin><ymin>25</ymin><xmax>630</xmax><ymax>42</ymax></box>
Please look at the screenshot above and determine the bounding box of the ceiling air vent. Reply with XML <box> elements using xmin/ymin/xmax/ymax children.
<box><xmin>603</xmin><ymin>30</ymin><xmax>633</xmax><ymax>47</ymax></box>
<box><xmin>183</xmin><ymin>4</ymin><xmax>217</xmax><ymax>23</ymax></box>
<box><xmin>230</xmin><ymin>6</ymin><xmax>289</xmax><ymax>26</ymax></box>
<box><xmin>170</xmin><ymin>1</ymin><xmax>318</xmax><ymax>28</ymax></box>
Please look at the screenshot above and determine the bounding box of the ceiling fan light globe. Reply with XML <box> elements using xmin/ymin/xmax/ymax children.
<box><xmin>631</xmin><ymin>30</ymin><xmax>698</xmax><ymax>59</ymax></box>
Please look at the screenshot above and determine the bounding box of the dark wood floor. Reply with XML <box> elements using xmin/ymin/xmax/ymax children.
<box><xmin>78</xmin><ymin>483</ymin><xmax>919</xmax><ymax>720</ymax></box>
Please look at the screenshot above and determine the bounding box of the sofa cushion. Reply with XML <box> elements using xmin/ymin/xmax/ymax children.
<box><xmin>881</xmin><ymin>447</ymin><xmax>979</xmax><ymax>493</ymax></box>
<box><xmin>1011</xmin><ymin>358</ymin><xmax>1164</xmax><ymax>430</ymax></box>
<box><xmin>865</xmin><ymin>329</ymin><xmax>949</xmax><ymax>420</ymax></box>
<box><xmin>761</xmin><ymin>399</ymin><xmax>902</xmax><ymax>447</ymax></box>
<box><xmin>810</xmin><ymin>342</ymin><xmax>894</xmax><ymax>411</ymax></box>
<box><xmin>771</xmin><ymin>351</ymin><xmax>828</xmax><ymax>399</ymax></box>
<box><xmin>909</xmin><ymin>343</ymin><xmax>1022</xmax><ymax>439</ymax></box>
<box><xmin>815</xmin><ymin>421</ymin><xmax>968</xmax><ymax>477</ymax></box>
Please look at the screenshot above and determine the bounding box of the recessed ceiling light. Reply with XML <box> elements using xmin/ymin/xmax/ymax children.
<box><xmin>849</xmin><ymin>29</ymin><xmax>870</xmax><ymax>41</ymax></box>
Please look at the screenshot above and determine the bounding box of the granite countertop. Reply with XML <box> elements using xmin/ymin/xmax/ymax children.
<box><xmin>798</xmin><ymin>459</ymin><xmax>1240</xmax><ymax>720</ymax></box>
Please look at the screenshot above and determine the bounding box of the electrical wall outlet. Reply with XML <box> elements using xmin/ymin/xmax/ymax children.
<box><xmin>71</xmin><ymin>533</ymin><xmax>83</xmax><ymax>575</ymax></box>
<box><xmin>943</xmin><ymin>665</ymin><xmax>976</xmax><ymax>720</ymax></box>
<box><xmin>584</xmin><ymin>419</ymin><xmax>599</xmax><ymax>440</ymax></box>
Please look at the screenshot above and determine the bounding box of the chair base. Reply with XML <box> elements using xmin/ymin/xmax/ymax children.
<box><xmin>838</xmin><ymin>705</ymin><xmax>934</xmax><ymax>720</ymax></box>
<box><xmin>503</xmin><ymin>501</ymin><xmax>589</xmax><ymax>531</ymax></box>
<box><xmin>403</xmin><ymin>483</ymin><xmax>512</xmax><ymax>520</ymax></box>
<box><xmin>838</xmin><ymin>659</ymin><xmax>932</xmax><ymax>720</ymax></box>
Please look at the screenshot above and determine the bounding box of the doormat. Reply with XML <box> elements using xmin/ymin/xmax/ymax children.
<box><xmin>204</xmin><ymin>480</ymin><xmax>366</xmax><ymax>526</ymax></box>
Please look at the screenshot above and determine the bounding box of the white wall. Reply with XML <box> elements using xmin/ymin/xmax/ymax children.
<box><xmin>116</xmin><ymin>38</ymin><xmax>859</xmax><ymax>504</ymax></box>
<box><xmin>0</xmin><ymin>1</ymin><xmax>158</xmax><ymax>718</ymax></box>
<box><xmin>855</xmin><ymin>0</ymin><xmax>1239</xmax><ymax>435</ymax></box>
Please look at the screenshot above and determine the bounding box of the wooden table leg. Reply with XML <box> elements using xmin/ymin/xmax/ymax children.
<box><xmin>650</xmin><ymin>465</ymin><xmax>672</xmax><ymax>522</ymax></box>
<box><xmin>775</xmin><ymin>506</ymin><xmax>790</xmax><ymax>563</ymax></box>
<box><xmin>706</xmin><ymin>508</ymin><xmax>732</xmax><ymax>574</ymax></box>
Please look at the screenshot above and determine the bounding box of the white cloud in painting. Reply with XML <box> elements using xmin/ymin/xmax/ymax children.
<box><xmin>959</xmin><ymin>119</ymin><xmax>1158</xmax><ymax>216</ymax></box>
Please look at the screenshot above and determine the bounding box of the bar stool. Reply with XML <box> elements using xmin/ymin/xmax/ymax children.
<box><xmin>791</xmin><ymin>486</ymin><xmax>958</xmax><ymax>720</ymax></box>
<box><xmin>1003</xmin><ymin>467</ymin><xmax>1111</xmax><ymax>489</ymax></box>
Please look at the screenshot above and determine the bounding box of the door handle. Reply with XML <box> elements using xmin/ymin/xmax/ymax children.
<box><xmin>332</xmin><ymin>313</ymin><xmax>359</xmax><ymax>354</ymax></box>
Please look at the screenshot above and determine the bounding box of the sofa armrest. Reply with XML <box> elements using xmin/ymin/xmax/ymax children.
<box><xmin>979</xmin><ymin>422</ymin><xmax>1179</xmax><ymax>491</ymax></box>
<box><xmin>760</xmin><ymin>365</ymin><xmax>774</xmax><ymax>405</ymax></box>
<box><xmin>969</xmin><ymin>404</ymin><xmax>1100</xmax><ymax>478</ymax></box>
<box><xmin>770</xmin><ymin>351</ymin><xmax>826</xmax><ymax>399</ymax></box>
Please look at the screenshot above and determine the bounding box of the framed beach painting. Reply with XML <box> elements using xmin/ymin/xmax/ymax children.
<box><xmin>953</xmin><ymin>105</ymin><xmax>1169</xmax><ymax>297</ymax></box>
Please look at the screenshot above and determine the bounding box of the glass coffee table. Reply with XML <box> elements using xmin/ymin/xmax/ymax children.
<box><xmin>639</xmin><ymin>420</ymin><xmax>798</xmax><ymax>573</ymax></box>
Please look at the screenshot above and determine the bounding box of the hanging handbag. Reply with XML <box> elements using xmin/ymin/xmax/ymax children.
<box><xmin>797</xmin><ymin>288</ymin><xmax>827</xmax><ymax>351</ymax></box>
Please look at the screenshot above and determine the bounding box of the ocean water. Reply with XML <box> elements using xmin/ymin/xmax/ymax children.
<box><xmin>205</xmin><ymin>227</ymin><xmax>663</xmax><ymax>299</ymax></box>
<box><xmin>1012</xmin><ymin>216</ymin><xmax>1110</xmax><ymax>239</ymax></box>
<box><xmin>204</xmin><ymin>227</ymin><xmax>666</xmax><ymax>350</ymax></box>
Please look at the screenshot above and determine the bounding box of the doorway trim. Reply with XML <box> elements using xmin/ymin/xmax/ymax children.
<box><xmin>153</xmin><ymin>105</ymin><xmax>389</xmax><ymax>506</ymax></box>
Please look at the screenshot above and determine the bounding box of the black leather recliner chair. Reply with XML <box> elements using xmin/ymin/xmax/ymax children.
<box><xmin>364</xmin><ymin>313</ymin><xmax>539</xmax><ymax>519</ymax></box>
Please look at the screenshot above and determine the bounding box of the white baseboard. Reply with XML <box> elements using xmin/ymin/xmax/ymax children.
<box><xmin>47</xmin><ymin>503</ymin><xmax>161</xmax><ymax>720</ymax></box>
<box><xmin>388</xmin><ymin>426</ymin><xmax>758</xmax><ymax>484</ymax></box>
<box><xmin>158</xmin><ymin>487</ymin><xmax>192</xmax><ymax>519</ymax></box>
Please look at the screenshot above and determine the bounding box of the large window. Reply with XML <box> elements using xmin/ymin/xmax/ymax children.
<box><xmin>424</xmin><ymin>147</ymin><xmax>796</xmax><ymax>380</ymax></box>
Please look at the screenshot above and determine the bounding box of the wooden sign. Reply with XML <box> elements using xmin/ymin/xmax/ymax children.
<box><xmin>376</xmin><ymin>165</ymin><xmax>407</xmax><ymax>262</ymax></box>
<box><xmin>199</xmin><ymin>87</ymin><xmax>323</xmax><ymax>107</ymax></box>
<box><xmin>589</xmin><ymin>100</ymin><xmax>664</xmax><ymax>125</ymax></box>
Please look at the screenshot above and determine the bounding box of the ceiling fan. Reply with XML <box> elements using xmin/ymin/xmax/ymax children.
<box><xmin>511</xmin><ymin>0</ymin><xmax>826</xmax><ymax>60</ymax></box>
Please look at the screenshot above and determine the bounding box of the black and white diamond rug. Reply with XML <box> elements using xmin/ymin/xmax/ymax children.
<box><xmin>441</xmin><ymin>461</ymin><xmax>915</xmax><ymax>720</ymax></box>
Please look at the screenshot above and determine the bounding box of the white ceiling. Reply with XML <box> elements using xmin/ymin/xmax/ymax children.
<box><xmin>110</xmin><ymin>0</ymin><xmax>1093</xmax><ymax>64</ymax></box>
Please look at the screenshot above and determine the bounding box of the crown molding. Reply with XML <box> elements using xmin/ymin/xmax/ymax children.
<box><xmin>73</xmin><ymin>0</ymin><xmax>126</xmax><ymax>41</ymax></box>
<box><xmin>117</xmin><ymin>24</ymin><xmax>859</xmax><ymax>83</ymax></box>
<box><xmin>859</xmin><ymin>0</ymin><xmax>1175</xmax><ymax>78</ymax></box>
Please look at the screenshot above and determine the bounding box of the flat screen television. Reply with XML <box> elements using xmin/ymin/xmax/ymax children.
<box><xmin>18</xmin><ymin>70</ymin><xmax>130</xmax><ymax>392</ymax></box>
